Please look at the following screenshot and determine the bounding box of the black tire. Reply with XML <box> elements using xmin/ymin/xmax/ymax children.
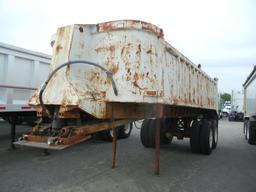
<box><xmin>140</xmin><ymin>119</ymin><xmax>170</xmax><ymax>148</ymax></box>
<box><xmin>95</xmin><ymin>131</ymin><xmax>105</xmax><ymax>140</ymax></box>
<box><xmin>140</xmin><ymin>119</ymin><xmax>154</xmax><ymax>147</ymax></box>
<box><xmin>118</xmin><ymin>123</ymin><xmax>133</xmax><ymax>139</ymax></box>
<box><xmin>161</xmin><ymin>118</ymin><xmax>172</xmax><ymax>144</ymax></box>
<box><xmin>248</xmin><ymin>121</ymin><xmax>256</xmax><ymax>145</ymax></box>
<box><xmin>212</xmin><ymin>120</ymin><xmax>218</xmax><ymax>149</ymax></box>
<box><xmin>190</xmin><ymin>120</ymin><xmax>201</xmax><ymax>153</ymax></box>
<box><xmin>200</xmin><ymin>119</ymin><xmax>213</xmax><ymax>155</ymax></box>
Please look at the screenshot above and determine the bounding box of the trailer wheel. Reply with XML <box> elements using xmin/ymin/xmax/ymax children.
<box><xmin>140</xmin><ymin>119</ymin><xmax>154</xmax><ymax>147</ymax></box>
<box><xmin>200</xmin><ymin>119</ymin><xmax>213</xmax><ymax>155</ymax></box>
<box><xmin>140</xmin><ymin>119</ymin><xmax>170</xmax><ymax>148</ymax></box>
<box><xmin>95</xmin><ymin>131</ymin><xmax>105</xmax><ymax>140</ymax></box>
<box><xmin>118</xmin><ymin>123</ymin><xmax>133</xmax><ymax>139</ymax></box>
<box><xmin>161</xmin><ymin>118</ymin><xmax>173</xmax><ymax>144</ymax></box>
<box><xmin>190</xmin><ymin>120</ymin><xmax>201</xmax><ymax>153</ymax></box>
<box><xmin>248</xmin><ymin>121</ymin><xmax>256</xmax><ymax>145</ymax></box>
<box><xmin>212</xmin><ymin>120</ymin><xmax>218</xmax><ymax>149</ymax></box>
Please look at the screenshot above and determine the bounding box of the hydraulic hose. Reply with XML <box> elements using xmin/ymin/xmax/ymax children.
<box><xmin>39</xmin><ymin>60</ymin><xmax>118</xmax><ymax>118</ymax></box>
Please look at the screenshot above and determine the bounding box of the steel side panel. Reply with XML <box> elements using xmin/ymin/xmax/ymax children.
<box><xmin>0</xmin><ymin>43</ymin><xmax>51</xmax><ymax>112</ymax></box>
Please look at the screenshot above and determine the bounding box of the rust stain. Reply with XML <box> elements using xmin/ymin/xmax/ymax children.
<box><xmin>146</xmin><ymin>49</ymin><xmax>152</xmax><ymax>54</ymax></box>
<box><xmin>89</xmin><ymin>71</ymin><xmax>99</xmax><ymax>81</ymax></box>
<box><xmin>147</xmin><ymin>91</ymin><xmax>157</xmax><ymax>96</ymax></box>
<box><xmin>184</xmin><ymin>97</ymin><xmax>188</xmax><ymax>104</ymax></box>
<box><xmin>172</xmin><ymin>98</ymin><xmax>178</xmax><ymax>105</ymax></box>
<box><xmin>65</xmin><ymin>65</ymin><xmax>71</xmax><ymax>78</ymax></box>
<box><xmin>136</xmin><ymin>44</ymin><xmax>141</xmax><ymax>55</ymax></box>
<box><xmin>100</xmin><ymin>91</ymin><xmax>106</xmax><ymax>99</ymax></box>
<box><xmin>96</xmin><ymin>20</ymin><xmax>164</xmax><ymax>38</ymax></box>
<box><xmin>100</xmin><ymin>108</ymin><xmax>106</xmax><ymax>117</ymax></box>
<box><xmin>200</xmin><ymin>96</ymin><xmax>203</xmax><ymax>106</ymax></box>
<box><xmin>126</xmin><ymin>76</ymin><xmax>131</xmax><ymax>81</ymax></box>
<box><xmin>95</xmin><ymin>45</ymin><xmax>115</xmax><ymax>53</ymax></box>
<box><xmin>56</xmin><ymin>45</ymin><xmax>63</xmax><ymax>54</ymax></box>
<box><xmin>133</xmin><ymin>81</ymin><xmax>142</xmax><ymax>89</ymax></box>
<box><xmin>94</xmin><ymin>47</ymin><xmax>101</xmax><ymax>53</ymax></box>
<box><xmin>98</xmin><ymin>22</ymin><xmax>114</xmax><ymax>31</ymax></box>
<box><xmin>58</xmin><ymin>27</ymin><xmax>65</xmax><ymax>37</ymax></box>
<box><xmin>109</xmin><ymin>45</ymin><xmax>115</xmax><ymax>52</ymax></box>
<box><xmin>121</xmin><ymin>47</ymin><xmax>125</xmax><ymax>56</ymax></box>
<box><xmin>80</xmin><ymin>42</ymin><xmax>85</xmax><ymax>48</ymax></box>
<box><xmin>109</xmin><ymin>64</ymin><xmax>119</xmax><ymax>74</ymax></box>
<box><xmin>134</xmin><ymin>72</ymin><xmax>139</xmax><ymax>81</ymax></box>
<box><xmin>125</xmin><ymin>67</ymin><xmax>132</xmax><ymax>81</ymax></box>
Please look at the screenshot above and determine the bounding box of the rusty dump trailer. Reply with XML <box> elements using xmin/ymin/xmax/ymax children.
<box><xmin>15</xmin><ymin>20</ymin><xmax>218</xmax><ymax>174</ymax></box>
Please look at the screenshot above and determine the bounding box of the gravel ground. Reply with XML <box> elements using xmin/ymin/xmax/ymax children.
<box><xmin>0</xmin><ymin>119</ymin><xmax>255</xmax><ymax>192</ymax></box>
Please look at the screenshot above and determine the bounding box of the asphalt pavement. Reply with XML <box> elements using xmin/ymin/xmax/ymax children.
<box><xmin>0</xmin><ymin>119</ymin><xmax>255</xmax><ymax>192</ymax></box>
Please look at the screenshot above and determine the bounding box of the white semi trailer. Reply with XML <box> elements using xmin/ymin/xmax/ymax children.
<box><xmin>243</xmin><ymin>66</ymin><xmax>256</xmax><ymax>144</ymax></box>
<box><xmin>14</xmin><ymin>20</ymin><xmax>219</xmax><ymax>174</ymax></box>
<box><xmin>0</xmin><ymin>42</ymin><xmax>51</xmax><ymax>147</ymax></box>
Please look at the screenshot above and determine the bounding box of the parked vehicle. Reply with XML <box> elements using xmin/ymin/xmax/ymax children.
<box><xmin>0</xmin><ymin>42</ymin><xmax>51</xmax><ymax>147</ymax></box>
<box><xmin>14</xmin><ymin>20</ymin><xmax>219</xmax><ymax>174</ymax></box>
<box><xmin>222</xmin><ymin>104</ymin><xmax>231</xmax><ymax>117</ymax></box>
<box><xmin>229</xmin><ymin>90</ymin><xmax>244</xmax><ymax>121</ymax></box>
<box><xmin>228</xmin><ymin>110</ymin><xmax>244</xmax><ymax>121</ymax></box>
<box><xmin>243</xmin><ymin>65</ymin><xmax>256</xmax><ymax>144</ymax></box>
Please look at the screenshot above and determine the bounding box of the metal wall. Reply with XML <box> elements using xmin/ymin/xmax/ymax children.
<box><xmin>29</xmin><ymin>20</ymin><xmax>218</xmax><ymax>119</ymax></box>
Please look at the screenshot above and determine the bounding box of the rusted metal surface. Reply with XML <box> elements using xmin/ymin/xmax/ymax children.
<box><xmin>16</xmin><ymin>119</ymin><xmax>134</xmax><ymax>149</ymax></box>
<box><xmin>14</xmin><ymin>140</ymin><xmax>88</xmax><ymax>150</ymax></box>
<box><xmin>96</xmin><ymin>20</ymin><xmax>164</xmax><ymax>38</ymax></box>
<box><xmin>29</xmin><ymin>20</ymin><xmax>218</xmax><ymax>119</ymax></box>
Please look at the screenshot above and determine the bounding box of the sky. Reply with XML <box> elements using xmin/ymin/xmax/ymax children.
<box><xmin>0</xmin><ymin>0</ymin><xmax>255</xmax><ymax>93</ymax></box>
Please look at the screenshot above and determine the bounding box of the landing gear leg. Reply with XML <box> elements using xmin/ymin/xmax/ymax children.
<box><xmin>10</xmin><ymin>115</ymin><xmax>17</xmax><ymax>150</ymax></box>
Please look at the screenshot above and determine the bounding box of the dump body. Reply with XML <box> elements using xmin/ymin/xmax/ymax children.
<box><xmin>243</xmin><ymin>66</ymin><xmax>256</xmax><ymax>118</ymax></box>
<box><xmin>243</xmin><ymin>66</ymin><xmax>256</xmax><ymax>144</ymax></box>
<box><xmin>29</xmin><ymin>20</ymin><xmax>218</xmax><ymax>119</ymax></box>
<box><xmin>0</xmin><ymin>42</ymin><xmax>51</xmax><ymax>113</ymax></box>
<box><xmin>232</xmin><ymin>90</ymin><xmax>244</xmax><ymax>113</ymax></box>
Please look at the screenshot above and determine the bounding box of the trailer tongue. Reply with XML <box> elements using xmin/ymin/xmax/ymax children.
<box><xmin>14</xmin><ymin>20</ymin><xmax>218</xmax><ymax>174</ymax></box>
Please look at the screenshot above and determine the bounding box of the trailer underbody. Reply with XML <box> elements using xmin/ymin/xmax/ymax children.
<box><xmin>12</xmin><ymin>103</ymin><xmax>218</xmax><ymax>174</ymax></box>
